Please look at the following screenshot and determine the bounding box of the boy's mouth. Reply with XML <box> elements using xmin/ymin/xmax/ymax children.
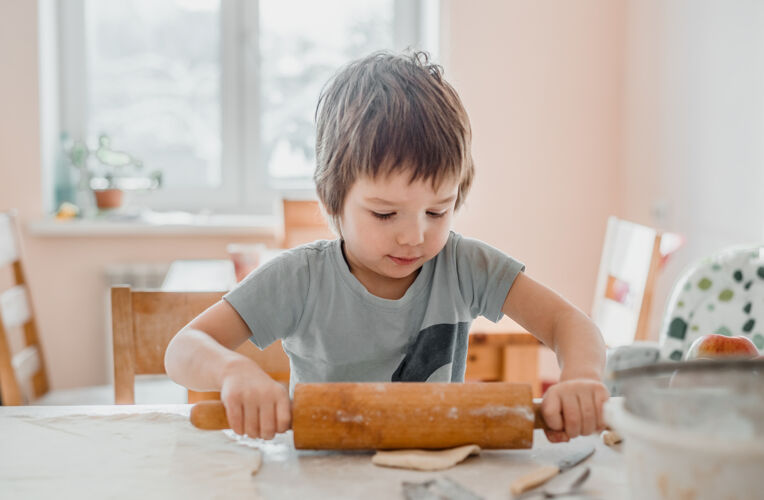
<box><xmin>388</xmin><ymin>255</ymin><xmax>420</xmax><ymax>266</ymax></box>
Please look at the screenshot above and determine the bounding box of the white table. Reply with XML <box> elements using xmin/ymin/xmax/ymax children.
<box><xmin>161</xmin><ymin>250</ymin><xmax>283</xmax><ymax>292</ymax></box>
<box><xmin>0</xmin><ymin>404</ymin><xmax>628</xmax><ymax>499</ymax></box>
<box><xmin>161</xmin><ymin>259</ymin><xmax>236</xmax><ymax>291</ymax></box>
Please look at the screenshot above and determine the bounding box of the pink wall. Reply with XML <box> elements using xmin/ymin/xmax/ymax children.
<box><xmin>448</xmin><ymin>1</ymin><xmax>626</xmax><ymax>331</ymax></box>
<box><xmin>1</xmin><ymin>1</ymin><xmax>626</xmax><ymax>388</ymax></box>
<box><xmin>620</xmin><ymin>0</ymin><xmax>764</xmax><ymax>338</ymax></box>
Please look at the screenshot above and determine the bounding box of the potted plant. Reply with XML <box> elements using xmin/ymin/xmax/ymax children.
<box><xmin>65</xmin><ymin>134</ymin><xmax>162</xmax><ymax>212</ymax></box>
<box><xmin>89</xmin><ymin>135</ymin><xmax>161</xmax><ymax>210</ymax></box>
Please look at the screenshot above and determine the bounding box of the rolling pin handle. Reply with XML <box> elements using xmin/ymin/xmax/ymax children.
<box><xmin>190</xmin><ymin>400</ymin><xmax>229</xmax><ymax>430</ymax></box>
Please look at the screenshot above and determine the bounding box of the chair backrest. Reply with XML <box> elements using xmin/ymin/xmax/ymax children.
<box><xmin>591</xmin><ymin>216</ymin><xmax>683</xmax><ymax>347</ymax></box>
<box><xmin>0</xmin><ymin>210</ymin><xmax>49</xmax><ymax>405</ymax></box>
<box><xmin>658</xmin><ymin>245</ymin><xmax>764</xmax><ymax>361</ymax></box>
<box><xmin>111</xmin><ymin>285</ymin><xmax>290</xmax><ymax>404</ymax></box>
<box><xmin>281</xmin><ymin>199</ymin><xmax>334</xmax><ymax>248</ymax></box>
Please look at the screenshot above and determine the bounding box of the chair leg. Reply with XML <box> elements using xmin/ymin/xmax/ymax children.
<box><xmin>112</xmin><ymin>286</ymin><xmax>136</xmax><ymax>404</ymax></box>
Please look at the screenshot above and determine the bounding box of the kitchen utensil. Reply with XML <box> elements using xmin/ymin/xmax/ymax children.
<box><xmin>509</xmin><ymin>446</ymin><xmax>594</xmax><ymax>496</ymax></box>
<box><xmin>605</xmin><ymin>358</ymin><xmax>764</xmax><ymax>500</ymax></box>
<box><xmin>402</xmin><ymin>476</ymin><xmax>483</xmax><ymax>500</ymax></box>
<box><xmin>190</xmin><ymin>382</ymin><xmax>551</xmax><ymax>449</ymax></box>
<box><xmin>513</xmin><ymin>466</ymin><xmax>591</xmax><ymax>499</ymax></box>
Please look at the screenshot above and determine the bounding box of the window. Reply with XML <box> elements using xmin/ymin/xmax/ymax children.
<box><xmin>53</xmin><ymin>0</ymin><xmax>437</xmax><ymax>215</ymax></box>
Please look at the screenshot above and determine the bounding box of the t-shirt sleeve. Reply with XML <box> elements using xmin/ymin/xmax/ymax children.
<box><xmin>453</xmin><ymin>234</ymin><xmax>525</xmax><ymax>322</ymax></box>
<box><xmin>223</xmin><ymin>249</ymin><xmax>309</xmax><ymax>349</ymax></box>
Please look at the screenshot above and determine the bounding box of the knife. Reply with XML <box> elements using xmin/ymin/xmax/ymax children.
<box><xmin>509</xmin><ymin>445</ymin><xmax>595</xmax><ymax>496</ymax></box>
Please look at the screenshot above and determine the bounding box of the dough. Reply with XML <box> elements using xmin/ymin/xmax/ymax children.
<box><xmin>602</xmin><ymin>430</ymin><xmax>622</xmax><ymax>446</ymax></box>
<box><xmin>372</xmin><ymin>444</ymin><xmax>480</xmax><ymax>471</ymax></box>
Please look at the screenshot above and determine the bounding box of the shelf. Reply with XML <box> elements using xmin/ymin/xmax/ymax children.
<box><xmin>28</xmin><ymin>211</ymin><xmax>279</xmax><ymax>237</ymax></box>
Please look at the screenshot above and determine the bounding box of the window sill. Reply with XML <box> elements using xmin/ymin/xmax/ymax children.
<box><xmin>28</xmin><ymin>211</ymin><xmax>279</xmax><ymax>237</ymax></box>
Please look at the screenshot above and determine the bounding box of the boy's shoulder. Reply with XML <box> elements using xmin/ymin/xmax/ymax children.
<box><xmin>235</xmin><ymin>238</ymin><xmax>340</xmax><ymax>287</ymax></box>
<box><xmin>446</xmin><ymin>231</ymin><xmax>504</xmax><ymax>251</ymax></box>
<box><xmin>441</xmin><ymin>231</ymin><xmax>516</xmax><ymax>265</ymax></box>
<box><xmin>290</xmin><ymin>238</ymin><xmax>338</xmax><ymax>254</ymax></box>
<box><xmin>443</xmin><ymin>230</ymin><xmax>484</xmax><ymax>254</ymax></box>
<box><xmin>266</xmin><ymin>238</ymin><xmax>339</xmax><ymax>267</ymax></box>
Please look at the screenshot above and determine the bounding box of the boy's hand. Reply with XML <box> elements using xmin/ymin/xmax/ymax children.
<box><xmin>540</xmin><ymin>379</ymin><xmax>609</xmax><ymax>442</ymax></box>
<box><xmin>219</xmin><ymin>358</ymin><xmax>291</xmax><ymax>440</ymax></box>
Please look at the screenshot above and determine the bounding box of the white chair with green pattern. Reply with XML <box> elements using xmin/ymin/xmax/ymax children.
<box><xmin>659</xmin><ymin>245</ymin><xmax>764</xmax><ymax>361</ymax></box>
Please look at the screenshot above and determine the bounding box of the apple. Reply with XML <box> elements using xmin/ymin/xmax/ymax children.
<box><xmin>684</xmin><ymin>334</ymin><xmax>759</xmax><ymax>361</ymax></box>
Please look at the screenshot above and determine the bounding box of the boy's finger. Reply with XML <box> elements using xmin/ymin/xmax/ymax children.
<box><xmin>276</xmin><ymin>396</ymin><xmax>291</xmax><ymax>433</ymax></box>
<box><xmin>594</xmin><ymin>388</ymin><xmax>608</xmax><ymax>430</ymax></box>
<box><xmin>578</xmin><ymin>392</ymin><xmax>596</xmax><ymax>436</ymax></box>
<box><xmin>540</xmin><ymin>392</ymin><xmax>563</xmax><ymax>431</ymax></box>
<box><xmin>544</xmin><ymin>429</ymin><xmax>569</xmax><ymax>443</ymax></box>
<box><xmin>244</xmin><ymin>399</ymin><xmax>260</xmax><ymax>438</ymax></box>
<box><xmin>561</xmin><ymin>393</ymin><xmax>581</xmax><ymax>438</ymax></box>
<box><xmin>259</xmin><ymin>403</ymin><xmax>276</xmax><ymax>440</ymax></box>
<box><xmin>227</xmin><ymin>401</ymin><xmax>244</xmax><ymax>436</ymax></box>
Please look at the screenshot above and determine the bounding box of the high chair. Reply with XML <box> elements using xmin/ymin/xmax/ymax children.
<box><xmin>592</xmin><ymin>216</ymin><xmax>683</xmax><ymax>346</ymax></box>
<box><xmin>593</xmin><ymin>216</ymin><xmax>684</xmax><ymax>394</ymax></box>
<box><xmin>658</xmin><ymin>244</ymin><xmax>764</xmax><ymax>361</ymax></box>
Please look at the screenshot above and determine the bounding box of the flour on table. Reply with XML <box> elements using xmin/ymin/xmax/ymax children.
<box><xmin>1</xmin><ymin>412</ymin><xmax>263</xmax><ymax>499</ymax></box>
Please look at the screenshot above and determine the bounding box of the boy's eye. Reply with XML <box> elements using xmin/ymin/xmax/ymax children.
<box><xmin>427</xmin><ymin>211</ymin><xmax>447</xmax><ymax>218</ymax></box>
<box><xmin>372</xmin><ymin>212</ymin><xmax>395</xmax><ymax>220</ymax></box>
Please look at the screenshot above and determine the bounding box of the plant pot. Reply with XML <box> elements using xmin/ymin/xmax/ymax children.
<box><xmin>93</xmin><ymin>188</ymin><xmax>124</xmax><ymax>210</ymax></box>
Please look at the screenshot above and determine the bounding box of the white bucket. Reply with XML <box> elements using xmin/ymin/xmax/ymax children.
<box><xmin>605</xmin><ymin>398</ymin><xmax>764</xmax><ymax>500</ymax></box>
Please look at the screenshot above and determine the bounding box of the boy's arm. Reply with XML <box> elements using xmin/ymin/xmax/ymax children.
<box><xmin>165</xmin><ymin>299</ymin><xmax>256</xmax><ymax>391</ymax></box>
<box><xmin>501</xmin><ymin>273</ymin><xmax>605</xmax><ymax>381</ymax></box>
<box><xmin>164</xmin><ymin>300</ymin><xmax>290</xmax><ymax>439</ymax></box>
<box><xmin>501</xmin><ymin>272</ymin><xmax>609</xmax><ymax>440</ymax></box>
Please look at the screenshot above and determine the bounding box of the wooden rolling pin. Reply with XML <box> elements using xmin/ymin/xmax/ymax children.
<box><xmin>190</xmin><ymin>382</ymin><xmax>548</xmax><ymax>450</ymax></box>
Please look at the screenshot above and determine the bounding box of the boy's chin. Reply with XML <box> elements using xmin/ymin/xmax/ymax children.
<box><xmin>380</xmin><ymin>263</ymin><xmax>420</xmax><ymax>279</ymax></box>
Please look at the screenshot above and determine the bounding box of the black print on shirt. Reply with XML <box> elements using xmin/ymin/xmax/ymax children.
<box><xmin>392</xmin><ymin>322</ymin><xmax>469</xmax><ymax>382</ymax></box>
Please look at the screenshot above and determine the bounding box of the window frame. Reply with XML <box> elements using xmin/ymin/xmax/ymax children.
<box><xmin>53</xmin><ymin>0</ymin><xmax>438</xmax><ymax>215</ymax></box>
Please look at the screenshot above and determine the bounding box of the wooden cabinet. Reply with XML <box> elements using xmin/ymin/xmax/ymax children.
<box><xmin>465</xmin><ymin>332</ymin><xmax>543</xmax><ymax>397</ymax></box>
<box><xmin>465</xmin><ymin>345</ymin><xmax>502</xmax><ymax>380</ymax></box>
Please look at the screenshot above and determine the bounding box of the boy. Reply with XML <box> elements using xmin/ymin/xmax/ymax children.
<box><xmin>165</xmin><ymin>51</ymin><xmax>608</xmax><ymax>443</ymax></box>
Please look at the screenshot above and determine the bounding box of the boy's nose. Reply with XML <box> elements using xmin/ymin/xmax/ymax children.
<box><xmin>396</xmin><ymin>217</ymin><xmax>425</xmax><ymax>246</ymax></box>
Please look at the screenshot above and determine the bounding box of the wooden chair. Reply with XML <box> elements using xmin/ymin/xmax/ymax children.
<box><xmin>0</xmin><ymin>210</ymin><xmax>114</xmax><ymax>405</ymax></box>
<box><xmin>280</xmin><ymin>199</ymin><xmax>334</xmax><ymax>248</ymax></box>
<box><xmin>591</xmin><ymin>216</ymin><xmax>683</xmax><ymax>347</ymax></box>
<box><xmin>111</xmin><ymin>285</ymin><xmax>290</xmax><ymax>404</ymax></box>
<box><xmin>0</xmin><ymin>210</ymin><xmax>50</xmax><ymax>405</ymax></box>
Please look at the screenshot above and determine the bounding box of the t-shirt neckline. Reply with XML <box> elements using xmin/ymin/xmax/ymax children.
<box><xmin>330</xmin><ymin>239</ymin><xmax>434</xmax><ymax>309</ymax></box>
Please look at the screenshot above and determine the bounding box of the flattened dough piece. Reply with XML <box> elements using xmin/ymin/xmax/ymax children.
<box><xmin>602</xmin><ymin>430</ymin><xmax>622</xmax><ymax>446</ymax></box>
<box><xmin>372</xmin><ymin>444</ymin><xmax>480</xmax><ymax>471</ymax></box>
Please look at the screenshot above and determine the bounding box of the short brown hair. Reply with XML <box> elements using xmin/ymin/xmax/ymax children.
<box><xmin>314</xmin><ymin>50</ymin><xmax>474</xmax><ymax>233</ymax></box>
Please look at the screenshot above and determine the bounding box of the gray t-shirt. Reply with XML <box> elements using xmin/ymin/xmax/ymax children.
<box><xmin>224</xmin><ymin>231</ymin><xmax>525</xmax><ymax>394</ymax></box>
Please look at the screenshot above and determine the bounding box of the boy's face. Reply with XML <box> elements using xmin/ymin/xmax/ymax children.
<box><xmin>339</xmin><ymin>170</ymin><xmax>459</xmax><ymax>292</ymax></box>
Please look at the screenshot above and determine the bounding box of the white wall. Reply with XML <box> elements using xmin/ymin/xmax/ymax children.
<box><xmin>448</xmin><ymin>0</ymin><xmax>626</xmax><ymax>331</ymax></box>
<box><xmin>622</xmin><ymin>0</ymin><xmax>764</xmax><ymax>334</ymax></box>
